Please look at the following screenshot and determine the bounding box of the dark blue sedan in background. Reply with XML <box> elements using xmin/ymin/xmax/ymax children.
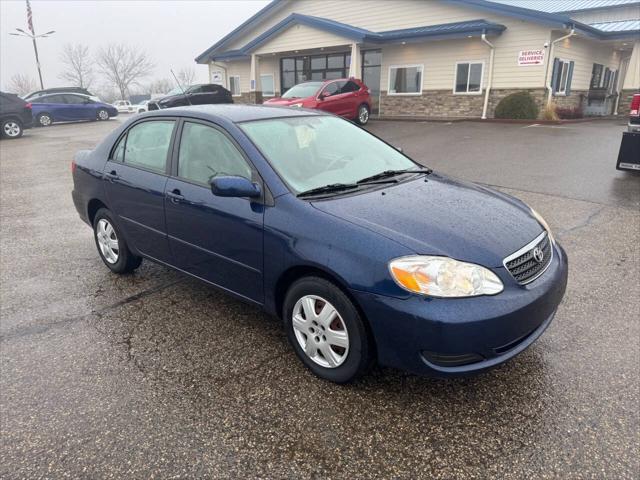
<box><xmin>71</xmin><ymin>105</ymin><xmax>568</xmax><ymax>383</ymax></box>
<box><xmin>31</xmin><ymin>93</ymin><xmax>118</xmax><ymax>127</ymax></box>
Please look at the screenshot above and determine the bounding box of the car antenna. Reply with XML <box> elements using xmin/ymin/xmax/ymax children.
<box><xmin>170</xmin><ymin>69</ymin><xmax>193</xmax><ymax>106</ymax></box>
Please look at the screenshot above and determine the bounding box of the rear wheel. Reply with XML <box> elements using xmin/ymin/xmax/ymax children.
<box><xmin>93</xmin><ymin>208</ymin><xmax>142</xmax><ymax>274</ymax></box>
<box><xmin>1</xmin><ymin>118</ymin><xmax>23</xmax><ymax>139</ymax></box>
<box><xmin>97</xmin><ymin>108</ymin><xmax>109</xmax><ymax>121</ymax></box>
<box><xmin>284</xmin><ymin>276</ymin><xmax>374</xmax><ymax>383</ymax></box>
<box><xmin>37</xmin><ymin>113</ymin><xmax>52</xmax><ymax>127</ymax></box>
<box><xmin>355</xmin><ymin>104</ymin><xmax>370</xmax><ymax>125</ymax></box>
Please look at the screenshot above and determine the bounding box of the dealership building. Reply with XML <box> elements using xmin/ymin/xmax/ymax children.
<box><xmin>196</xmin><ymin>0</ymin><xmax>640</xmax><ymax>119</ymax></box>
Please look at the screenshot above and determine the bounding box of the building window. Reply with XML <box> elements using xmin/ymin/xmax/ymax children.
<box><xmin>260</xmin><ymin>74</ymin><xmax>275</xmax><ymax>97</ymax></box>
<box><xmin>229</xmin><ymin>76</ymin><xmax>241</xmax><ymax>97</ymax></box>
<box><xmin>552</xmin><ymin>58</ymin><xmax>574</xmax><ymax>96</ymax></box>
<box><xmin>388</xmin><ymin>65</ymin><xmax>423</xmax><ymax>95</ymax></box>
<box><xmin>454</xmin><ymin>62</ymin><xmax>483</xmax><ymax>94</ymax></box>
<box><xmin>280</xmin><ymin>53</ymin><xmax>351</xmax><ymax>93</ymax></box>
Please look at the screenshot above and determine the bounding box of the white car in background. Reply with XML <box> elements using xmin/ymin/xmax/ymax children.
<box><xmin>113</xmin><ymin>100</ymin><xmax>135</xmax><ymax>113</ymax></box>
<box><xmin>134</xmin><ymin>100</ymin><xmax>150</xmax><ymax>113</ymax></box>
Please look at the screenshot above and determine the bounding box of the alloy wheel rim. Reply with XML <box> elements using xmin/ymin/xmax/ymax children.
<box><xmin>40</xmin><ymin>115</ymin><xmax>51</xmax><ymax>126</ymax></box>
<box><xmin>98</xmin><ymin>110</ymin><xmax>108</xmax><ymax>120</ymax></box>
<box><xmin>359</xmin><ymin>107</ymin><xmax>369</xmax><ymax>123</ymax></box>
<box><xmin>3</xmin><ymin>122</ymin><xmax>20</xmax><ymax>137</ymax></box>
<box><xmin>292</xmin><ymin>295</ymin><xmax>349</xmax><ymax>368</ymax></box>
<box><xmin>96</xmin><ymin>219</ymin><xmax>119</xmax><ymax>264</ymax></box>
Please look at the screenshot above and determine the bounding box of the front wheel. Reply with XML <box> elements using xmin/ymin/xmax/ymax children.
<box><xmin>93</xmin><ymin>208</ymin><xmax>142</xmax><ymax>274</ymax></box>
<box><xmin>284</xmin><ymin>277</ymin><xmax>374</xmax><ymax>383</ymax></box>
<box><xmin>1</xmin><ymin>118</ymin><xmax>23</xmax><ymax>139</ymax></box>
<box><xmin>37</xmin><ymin>113</ymin><xmax>52</xmax><ymax>127</ymax></box>
<box><xmin>355</xmin><ymin>104</ymin><xmax>370</xmax><ymax>125</ymax></box>
<box><xmin>97</xmin><ymin>108</ymin><xmax>110</xmax><ymax>121</ymax></box>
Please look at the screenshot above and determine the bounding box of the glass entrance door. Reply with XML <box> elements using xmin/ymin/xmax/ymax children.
<box><xmin>361</xmin><ymin>50</ymin><xmax>381</xmax><ymax>113</ymax></box>
<box><xmin>280</xmin><ymin>52</ymin><xmax>350</xmax><ymax>93</ymax></box>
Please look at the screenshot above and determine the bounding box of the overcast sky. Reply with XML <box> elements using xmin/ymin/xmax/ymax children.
<box><xmin>0</xmin><ymin>0</ymin><xmax>270</xmax><ymax>92</ymax></box>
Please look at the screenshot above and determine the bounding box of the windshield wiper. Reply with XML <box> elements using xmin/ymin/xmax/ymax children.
<box><xmin>356</xmin><ymin>168</ymin><xmax>432</xmax><ymax>184</ymax></box>
<box><xmin>297</xmin><ymin>183</ymin><xmax>359</xmax><ymax>198</ymax></box>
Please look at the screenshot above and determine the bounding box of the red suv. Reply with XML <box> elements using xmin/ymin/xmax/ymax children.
<box><xmin>264</xmin><ymin>78</ymin><xmax>372</xmax><ymax>125</ymax></box>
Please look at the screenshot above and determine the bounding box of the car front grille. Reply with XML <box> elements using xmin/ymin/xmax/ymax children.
<box><xmin>504</xmin><ymin>232</ymin><xmax>552</xmax><ymax>285</ymax></box>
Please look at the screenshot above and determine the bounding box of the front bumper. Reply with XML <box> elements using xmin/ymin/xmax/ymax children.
<box><xmin>352</xmin><ymin>242</ymin><xmax>568</xmax><ymax>376</ymax></box>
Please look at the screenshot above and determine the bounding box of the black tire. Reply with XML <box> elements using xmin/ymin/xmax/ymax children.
<box><xmin>36</xmin><ymin>112</ymin><xmax>53</xmax><ymax>127</ymax></box>
<box><xmin>283</xmin><ymin>276</ymin><xmax>374</xmax><ymax>383</ymax></box>
<box><xmin>96</xmin><ymin>108</ymin><xmax>110</xmax><ymax>121</ymax></box>
<box><xmin>355</xmin><ymin>104</ymin><xmax>370</xmax><ymax>125</ymax></box>
<box><xmin>1</xmin><ymin>118</ymin><xmax>23</xmax><ymax>139</ymax></box>
<box><xmin>93</xmin><ymin>208</ymin><xmax>142</xmax><ymax>274</ymax></box>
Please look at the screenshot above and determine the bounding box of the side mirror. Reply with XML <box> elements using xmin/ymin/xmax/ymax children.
<box><xmin>210</xmin><ymin>175</ymin><xmax>261</xmax><ymax>198</ymax></box>
<box><xmin>319</xmin><ymin>91</ymin><xmax>331</xmax><ymax>100</ymax></box>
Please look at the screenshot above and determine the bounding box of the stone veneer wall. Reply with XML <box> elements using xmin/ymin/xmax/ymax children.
<box><xmin>233</xmin><ymin>92</ymin><xmax>265</xmax><ymax>104</ymax></box>
<box><xmin>378</xmin><ymin>89</ymin><xmax>547</xmax><ymax>119</ymax></box>
<box><xmin>618</xmin><ymin>89</ymin><xmax>639</xmax><ymax>114</ymax></box>
<box><xmin>552</xmin><ymin>91</ymin><xmax>587</xmax><ymax>110</ymax></box>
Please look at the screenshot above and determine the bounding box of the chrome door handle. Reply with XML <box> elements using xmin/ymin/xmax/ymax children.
<box><xmin>104</xmin><ymin>170</ymin><xmax>119</xmax><ymax>181</ymax></box>
<box><xmin>167</xmin><ymin>189</ymin><xmax>184</xmax><ymax>202</ymax></box>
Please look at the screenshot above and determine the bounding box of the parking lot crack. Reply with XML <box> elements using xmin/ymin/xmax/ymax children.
<box><xmin>0</xmin><ymin>279</ymin><xmax>186</xmax><ymax>342</ymax></box>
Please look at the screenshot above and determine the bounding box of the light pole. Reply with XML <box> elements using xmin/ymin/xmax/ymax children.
<box><xmin>9</xmin><ymin>28</ymin><xmax>55</xmax><ymax>90</ymax></box>
<box><xmin>8</xmin><ymin>0</ymin><xmax>54</xmax><ymax>90</ymax></box>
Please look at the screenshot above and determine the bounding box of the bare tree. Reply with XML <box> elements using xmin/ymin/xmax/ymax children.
<box><xmin>176</xmin><ymin>67</ymin><xmax>196</xmax><ymax>86</ymax></box>
<box><xmin>59</xmin><ymin>43</ymin><xmax>93</xmax><ymax>89</ymax></box>
<box><xmin>95</xmin><ymin>44</ymin><xmax>154</xmax><ymax>100</ymax></box>
<box><xmin>7</xmin><ymin>74</ymin><xmax>37</xmax><ymax>96</ymax></box>
<box><xmin>147</xmin><ymin>78</ymin><xmax>173</xmax><ymax>95</ymax></box>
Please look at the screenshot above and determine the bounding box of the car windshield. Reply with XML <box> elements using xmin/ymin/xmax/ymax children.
<box><xmin>281</xmin><ymin>82</ymin><xmax>323</xmax><ymax>99</ymax></box>
<box><xmin>239</xmin><ymin>116</ymin><xmax>418</xmax><ymax>195</ymax></box>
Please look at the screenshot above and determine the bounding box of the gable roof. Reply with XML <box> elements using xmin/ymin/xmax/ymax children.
<box><xmin>195</xmin><ymin>0</ymin><xmax>640</xmax><ymax>63</ymax></box>
<box><xmin>492</xmin><ymin>0</ymin><xmax>639</xmax><ymax>13</ymax></box>
<box><xmin>196</xmin><ymin>12</ymin><xmax>506</xmax><ymax>63</ymax></box>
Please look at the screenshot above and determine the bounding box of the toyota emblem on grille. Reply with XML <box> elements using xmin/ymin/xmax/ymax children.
<box><xmin>533</xmin><ymin>247</ymin><xmax>544</xmax><ymax>263</ymax></box>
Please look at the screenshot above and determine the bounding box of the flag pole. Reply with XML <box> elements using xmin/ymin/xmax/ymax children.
<box><xmin>26</xmin><ymin>0</ymin><xmax>44</xmax><ymax>89</ymax></box>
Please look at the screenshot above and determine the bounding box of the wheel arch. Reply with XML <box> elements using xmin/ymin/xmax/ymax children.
<box><xmin>87</xmin><ymin>198</ymin><xmax>108</xmax><ymax>226</ymax></box>
<box><xmin>274</xmin><ymin>264</ymin><xmax>377</xmax><ymax>351</ymax></box>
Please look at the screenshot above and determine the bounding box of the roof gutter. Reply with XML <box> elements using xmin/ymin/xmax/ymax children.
<box><xmin>546</xmin><ymin>28</ymin><xmax>575</xmax><ymax>106</ymax></box>
<box><xmin>480</xmin><ymin>31</ymin><xmax>495</xmax><ymax>120</ymax></box>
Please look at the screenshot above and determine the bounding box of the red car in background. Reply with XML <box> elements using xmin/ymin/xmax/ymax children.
<box><xmin>264</xmin><ymin>78</ymin><xmax>372</xmax><ymax>125</ymax></box>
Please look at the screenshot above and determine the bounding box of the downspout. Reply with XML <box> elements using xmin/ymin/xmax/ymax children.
<box><xmin>546</xmin><ymin>28</ymin><xmax>575</xmax><ymax>106</ymax></box>
<box><xmin>480</xmin><ymin>31</ymin><xmax>495</xmax><ymax>120</ymax></box>
<box><xmin>613</xmin><ymin>52</ymin><xmax>624</xmax><ymax>115</ymax></box>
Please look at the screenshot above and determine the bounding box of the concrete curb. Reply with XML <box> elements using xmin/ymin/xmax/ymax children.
<box><xmin>371</xmin><ymin>115</ymin><xmax>624</xmax><ymax>124</ymax></box>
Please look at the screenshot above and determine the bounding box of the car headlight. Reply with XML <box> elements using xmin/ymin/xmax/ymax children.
<box><xmin>389</xmin><ymin>256</ymin><xmax>503</xmax><ymax>298</ymax></box>
<box><xmin>530</xmin><ymin>208</ymin><xmax>555</xmax><ymax>243</ymax></box>
<box><xmin>289</xmin><ymin>103</ymin><xmax>303</xmax><ymax>108</ymax></box>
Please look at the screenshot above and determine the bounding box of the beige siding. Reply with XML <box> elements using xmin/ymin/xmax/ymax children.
<box><xmin>570</xmin><ymin>5</ymin><xmax>640</xmax><ymax>24</ymax></box>
<box><xmin>253</xmin><ymin>24</ymin><xmax>352</xmax><ymax>55</ymax></box>
<box><xmin>623</xmin><ymin>41</ymin><xmax>640</xmax><ymax>89</ymax></box>
<box><xmin>257</xmin><ymin>56</ymin><xmax>280</xmax><ymax>94</ymax></box>
<box><xmin>381</xmin><ymin>39</ymin><xmax>490</xmax><ymax>91</ymax></box>
<box><xmin>221</xmin><ymin>0</ymin><xmax>551</xmax><ymax>90</ymax></box>
<box><xmin>225</xmin><ymin>60</ymin><xmax>251</xmax><ymax>93</ymax></box>
<box><xmin>553</xmin><ymin>35</ymin><xmax>622</xmax><ymax>91</ymax></box>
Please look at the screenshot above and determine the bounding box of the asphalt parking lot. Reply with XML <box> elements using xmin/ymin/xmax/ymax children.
<box><xmin>1</xmin><ymin>115</ymin><xmax>638</xmax><ymax>479</ymax></box>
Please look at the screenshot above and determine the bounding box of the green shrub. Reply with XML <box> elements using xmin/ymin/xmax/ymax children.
<box><xmin>495</xmin><ymin>91</ymin><xmax>539</xmax><ymax>119</ymax></box>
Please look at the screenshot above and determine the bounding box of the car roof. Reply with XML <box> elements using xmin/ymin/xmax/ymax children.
<box><xmin>142</xmin><ymin>104</ymin><xmax>327</xmax><ymax>123</ymax></box>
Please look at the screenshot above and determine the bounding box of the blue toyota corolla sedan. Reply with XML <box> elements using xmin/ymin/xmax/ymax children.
<box><xmin>31</xmin><ymin>93</ymin><xmax>118</xmax><ymax>126</ymax></box>
<box><xmin>71</xmin><ymin>105</ymin><xmax>568</xmax><ymax>383</ymax></box>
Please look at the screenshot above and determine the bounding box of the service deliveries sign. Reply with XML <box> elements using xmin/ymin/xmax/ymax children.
<box><xmin>518</xmin><ymin>49</ymin><xmax>545</xmax><ymax>66</ymax></box>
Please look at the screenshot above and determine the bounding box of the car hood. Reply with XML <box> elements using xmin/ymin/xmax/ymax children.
<box><xmin>311</xmin><ymin>174</ymin><xmax>544</xmax><ymax>268</ymax></box>
<box><xmin>264</xmin><ymin>97</ymin><xmax>309</xmax><ymax>106</ymax></box>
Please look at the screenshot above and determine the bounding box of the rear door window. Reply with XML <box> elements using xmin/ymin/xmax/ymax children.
<box><xmin>122</xmin><ymin>120</ymin><xmax>175</xmax><ymax>173</ymax></box>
